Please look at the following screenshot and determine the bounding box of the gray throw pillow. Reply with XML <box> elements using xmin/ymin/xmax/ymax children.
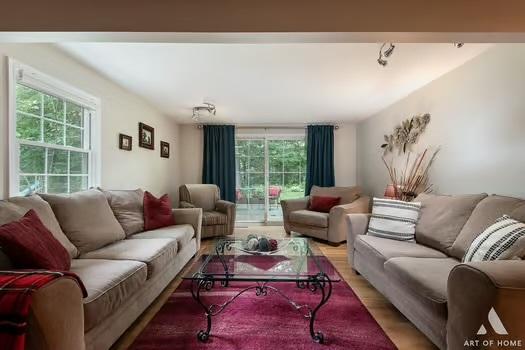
<box><xmin>40</xmin><ymin>189</ymin><xmax>125</xmax><ymax>254</ymax></box>
<box><xmin>101</xmin><ymin>188</ymin><xmax>145</xmax><ymax>236</ymax></box>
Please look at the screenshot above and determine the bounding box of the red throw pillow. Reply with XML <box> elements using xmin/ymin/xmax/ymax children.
<box><xmin>144</xmin><ymin>191</ymin><xmax>176</xmax><ymax>230</ymax></box>
<box><xmin>0</xmin><ymin>210</ymin><xmax>70</xmax><ymax>270</ymax></box>
<box><xmin>309</xmin><ymin>196</ymin><xmax>341</xmax><ymax>213</ymax></box>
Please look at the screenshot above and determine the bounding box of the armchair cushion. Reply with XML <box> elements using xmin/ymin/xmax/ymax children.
<box><xmin>289</xmin><ymin>210</ymin><xmax>329</xmax><ymax>228</ymax></box>
<box><xmin>202</xmin><ymin>211</ymin><xmax>228</xmax><ymax>225</ymax></box>
<box><xmin>179</xmin><ymin>184</ymin><xmax>219</xmax><ymax>211</ymax></box>
<box><xmin>310</xmin><ymin>185</ymin><xmax>361</xmax><ymax>205</ymax></box>
<box><xmin>309</xmin><ymin>196</ymin><xmax>341</xmax><ymax>213</ymax></box>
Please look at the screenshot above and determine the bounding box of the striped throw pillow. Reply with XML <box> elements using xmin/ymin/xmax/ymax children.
<box><xmin>463</xmin><ymin>215</ymin><xmax>525</xmax><ymax>262</ymax></box>
<box><xmin>367</xmin><ymin>198</ymin><xmax>421</xmax><ymax>242</ymax></box>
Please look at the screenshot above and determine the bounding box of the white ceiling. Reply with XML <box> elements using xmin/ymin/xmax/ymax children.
<box><xmin>59</xmin><ymin>43</ymin><xmax>490</xmax><ymax>124</ymax></box>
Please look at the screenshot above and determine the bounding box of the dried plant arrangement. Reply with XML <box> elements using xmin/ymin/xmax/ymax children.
<box><xmin>382</xmin><ymin>113</ymin><xmax>431</xmax><ymax>154</ymax></box>
<box><xmin>382</xmin><ymin>148</ymin><xmax>440</xmax><ymax>201</ymax></box>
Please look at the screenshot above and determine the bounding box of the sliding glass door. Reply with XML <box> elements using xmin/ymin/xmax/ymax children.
<box><xmin>236</xmin><ymin>136</ymin><xmax>306</xmax><ymax>223</ymax></box>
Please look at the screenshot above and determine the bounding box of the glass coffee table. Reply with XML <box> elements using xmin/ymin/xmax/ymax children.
<box><xmin>183</xmin><ymin>237</ymin><xmax>340</xmax><ymax>344</ymax></box>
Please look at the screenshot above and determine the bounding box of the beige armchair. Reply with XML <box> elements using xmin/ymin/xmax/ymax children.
<box><xmin>281</xmin><ymin>186</ymin><xmax>370</xmax><ymax>245</ymax></box>
<box><xmin>179</xmin><ymin>184</ymin><xmax>236</xmax><ymax>238</ymax></box>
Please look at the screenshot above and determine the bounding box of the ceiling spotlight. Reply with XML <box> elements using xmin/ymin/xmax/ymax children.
<box><xmin>454</xmin><ymin>43</ymin><xmax>464</xmax><ymax>48</ymax></box>
<box><xmin>378</xmin><ymin>43</ymin><xmax>395</xmax><ymax>67</ymax></box>
<box><xmin>192</xmin><ymin>102</ymin><xmax>216</xmax><ymax>121</ymax></box>
<box><xmin>383</xmin><ymin>43</ymin><xmax>396</xmax><ymax>57</ymax></box>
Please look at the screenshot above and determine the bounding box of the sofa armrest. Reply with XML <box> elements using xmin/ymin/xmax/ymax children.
<box><xmin>172</xmin><ymin>208</ymin><xmax>203</xmax><ymax>249</ymax></box>
<box><xmin>27</xmin><ymin>277</ymin><xmax>85</xmax><ymax>350</ymax></box>
<box><xmin>345</xmin><ymin>213</ymin><xmax>370</xmax><ymax>267</ymax></box>
<box><xmin>327</xmin><ymin>197</ymin><xmax>371</xmax><ymax>244</ymax></box>
<box><xmin>447</xmin><ymin>261</ymin><xmax>525</xmax><ymax>350</ymax></box>
<box><xmin>215</xmin><ymin>200</ymin><xmax>236</xmax><ymax>235</ymax></box>
<box><xmin>281</xmin><ymin>197</ymin><xmax>309</xmax><ymax>232</ymax></box>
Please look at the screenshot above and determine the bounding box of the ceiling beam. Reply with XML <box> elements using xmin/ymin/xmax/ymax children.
<box><xmin>1</xmin><ymin>0</ymin><xmax>525</xmax><ymax>34</ymax></box>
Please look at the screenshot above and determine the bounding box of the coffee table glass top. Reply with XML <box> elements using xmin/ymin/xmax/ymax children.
<box><xmin>183</xmin><ymin>237</ymin><xmax>340</xmax><ymax>282</ymax></box>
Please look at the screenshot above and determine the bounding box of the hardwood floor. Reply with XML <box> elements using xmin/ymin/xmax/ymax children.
<box><xmin>111</xmin><ymin>226</ymin><xmax>437</xmax><ymax>350</ymax></box>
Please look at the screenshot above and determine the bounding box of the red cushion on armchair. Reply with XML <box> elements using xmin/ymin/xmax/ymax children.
<box><xmin>309</xmin><ymin>196</ymin><xmax>341</xmax><ymax>213</ymax></box>
<box><xmin>144</xmin><ymin>191</ymin><xmax>175</xmax><ymax>230</ymax></box>
<box><xmin>0</xmin><ymin>209</ymin><xmax>71</xmax><ymax>270</ymax></box>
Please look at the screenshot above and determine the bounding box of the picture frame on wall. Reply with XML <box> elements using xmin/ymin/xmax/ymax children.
<box><xmin>119</xmin><ymin>133</ymin><xmax>132</xmax><ymax>151</ymax></box>
<box><xmin>160</xmin><ymin>141</ymin><xmax>170</xmax><ymax>158</ymax></box>
<box><xmin>139</xmin><ymin>122</ymin><xmax>155</xmax><ymax>150</ymax></box>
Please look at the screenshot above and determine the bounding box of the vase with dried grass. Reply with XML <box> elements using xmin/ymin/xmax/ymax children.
<box><xmin>382</xmin><ymin>148</ymin><xmax>439</xmax><ymax>202</ymax></box>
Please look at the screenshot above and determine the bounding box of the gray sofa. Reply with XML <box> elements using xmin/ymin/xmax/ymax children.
<box><xmin>0</xmin><ymin>189</ymin><xmax>202</xmax><ymax>350</ymax></box>
<box><xmin>347</xmin><ymin>193</ymin><xmax>525</xmax><ymax>350</ymax></box>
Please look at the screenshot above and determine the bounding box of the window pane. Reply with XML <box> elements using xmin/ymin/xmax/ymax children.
<box><xmin>269</xmin><ymin>156</ymin><xmax>283</xmax><ymax>173</ymax></box>
<box><xmin>66</xmin><ymin>126</ymin><xmax>83</xmax><ymax>148</ymax></box>
<box><xmin>19</xmin><ymin>144</ymin><xmax>45</xmax><ymax>173</ymax></box>
<box><xmin>249</xmin><ymin>141</ymin><xmax>264</xmax><ymax>157</ymax></box>
<box><xmin>237</xmin><ymin>156</ymin><xmax>248</xmax><ymax>173</ymax></box>
<box><xmin>248</xmin><ymin>156</ymin><xmax>264</xmax><ymax>172</ymax></box>
<box><xmin>70</xmin><ymin>176</ymin><xmax>88</xmax><ymax>193</ymax></box>
<box><xmin>47</xmin><ymin>149</ymin><xmax>68</xmax><ymax>174</ymax></box>
<box><xmin>66</xmin><ymin>101</ymin><xmax>83</xmax><ymax>127</ymax></box>
<box><xmin>43</xmin><ymin>94</ymin><xmax>64</xmax><ymax>121</ymax></box>
<box><xmin>16</xmin><ymin>113</ymin><xmax>41</xmax><ymax>141</ymax></box>
<box><xmin>44</xmin><ymin>120</ymin><xmax>64</xmax><ymax>145</ymax></box>
<box><xmin>19</xmin><ymin>175</ymin><xmax>45</xmax><ymax>195</ymax></box>
<box><xmin>269</xmin><ymin>172</ymin><xmax>283</xmax><ymax>187</ymax></box>
<box><xmin>239</xmin><ymin>172</ymin><xmax>249</xmax><ymax>188</ymax></box>
<box><xmin>70</xmin><ymin>152</ymin><xmax>88</xmax><ymax>174</ymax></box>
<box><xmin>47</xmin><ymin>176</ymin><xmax>68</xmax><ymax>193</ymax></box>
<box><xmin>16</xmin><ymin>85</ymin><xmax>42</xmax><ymax>116</ymax></box>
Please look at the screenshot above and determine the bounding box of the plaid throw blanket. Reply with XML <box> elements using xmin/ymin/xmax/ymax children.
<box><xmin>0</xmin><ymin>270</ymin><xmax>87</xmax><ymax>350</ymax></box>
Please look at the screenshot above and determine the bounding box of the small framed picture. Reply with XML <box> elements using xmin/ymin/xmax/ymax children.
<box><xmin>160</xmin><ymin>141</ymin><xmax>170</xmax><ymax>158</ymax></box>
<box><xmin>119</xmin><ymin>134</ymin><xmax>132</xmax><ymax>151</ymax></box>
<box><xmin>139</xmin><ymin>122</ymin><xmax>155</xmax><ymax>150</ymax></box>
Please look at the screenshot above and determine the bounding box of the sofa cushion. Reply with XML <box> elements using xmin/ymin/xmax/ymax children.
<box><xmin>414</xmin><ymin>193</ymin><xmax>487</xmax><ymax>254</ymax></box>
<box><xmin>384</xmin><ymin>257</ymin><xmax>459</xmax><ymax>304</ymax></box>
<box><xmin>0</xmin><ymin>210</ymin><xmax>71</xmax><ymax>270</ymax></box>
<box><xmin>354</xmin><ymin>235</ymin><xmax>447</xmax><ymax>274</ymax></box>
<box><xmin>102</xmin><ymin>188</ymin><xmax>144</xmax><ymax>236</ymax></box>
<box><xmin>180</xmin><ymin>184</ymin><xmax>219</xmax><ymax>212</ymax></box>
<box><xmin>130</xmin><ymin>224</ymin><xmax>194</xmax><ymax>249</ymax></box>
<box><xmin>71</xmin><ymin>259</ymin><xmax>147</xmax><ymax>331</ymax></box>
<box><xmin>310</xmin><ymin>186</ymin><xmax>360</xmax><ymax>205</ymax></box>
<box><xmin>510</xmin><ymin>203</ymin><xmax>525</xmax><ymax>223</ymax></box>
<box><xmin>7</xmin><ymin>195</ymin><xmax>79</xmax><ymax>258</ymax></box>
<box><xmin>202</xmin><ymin>211</ymin><xmax>228</xmax><ymax>226</ymax></box>
<box><xmin>289</xmin><ymin>210</ymin><xmax>329</xmax><ymax>228</ymax></box>
<box><xmin>450</xmin><ymin>195</ymin><xmax>525</xmax><ymax>260</ymax></box>
<box><xmin>40</xmin><ymin>189</ymin><xmax>125</xmax><ymax>254</ymax></box>
<box><xmin>309</xmin><ymin>196</ymin><xmax>341</xmax><ymax>213</ymax></box>
<box><xmin>367</xmin><ymin>198</ymin><xmax>421</xmax><ymax>242</ymax></box>
<box><xmin>79</xmin><ymin>238</ymin><xmax>177</xmax><ymax>279</ymax></box>
<box><xmin>143</xmin><ymin>191</ymin><xmax>176</xmax><ymax>230</ymax></box>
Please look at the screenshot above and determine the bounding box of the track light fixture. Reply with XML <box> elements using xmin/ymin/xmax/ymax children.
<box><xmin>192</xmin><ymin>102</ymin><xmax>216</xmax><ymax>121</ymax></box>
<box><xmin>378</xmin><ymin>43</ymin><xmax>395</xmax><ymax>67</ymax></box>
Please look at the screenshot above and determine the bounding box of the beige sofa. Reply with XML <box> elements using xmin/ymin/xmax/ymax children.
<box><xmin>179</xmin><ymin>184</ymin><xmax>236</xmax><ymax>238</ymax></box>
<box><xmin>347</xmin><ymin>193</ymin><xmax>525</xmax><ymax>350</ymax></box>
<box><xmin>0</xmin><ymin>189</ymin><xmax>202</xmax><ymax>350</ymax></box>
<box><xmin>281</xmin><ymin>186</ymin><xmax>370</xmax><ymax>244</ymax></box>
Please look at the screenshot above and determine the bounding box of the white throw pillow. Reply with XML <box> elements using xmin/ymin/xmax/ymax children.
<box><xmin>463</xmin><ymin>215</ymin><xmax>525</xmax><ymax>262</ymax></box>
<box><xmin>367</xmin><ymin>198</ymin><xmax>421</xmax><ymax>242</ymax></box>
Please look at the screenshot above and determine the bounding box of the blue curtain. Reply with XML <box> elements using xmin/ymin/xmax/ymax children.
<box><xmin>305</xmin><ymin>125</ymin><xmax>335</xmax><ymax>195</ymax></box>
<box><xmin>202</xmin><ymin>125</ymin><xmax>236</xmax><ymax>202</ymax></box>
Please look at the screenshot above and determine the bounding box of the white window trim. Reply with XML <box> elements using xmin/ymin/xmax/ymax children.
<box><xmin>8</xmin><ymin>58</ymin><xmax>102</xmax><ymax>196</ymax></box>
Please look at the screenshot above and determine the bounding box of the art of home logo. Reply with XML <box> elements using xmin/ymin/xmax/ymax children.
<box><xmin>464</xmin><ymin>307</ymin><xmax>523</xmax><ymax>348</ymax></box>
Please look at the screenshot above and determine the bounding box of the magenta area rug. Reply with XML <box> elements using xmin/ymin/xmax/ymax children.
<box><xmin>130</xmin><ymin>257</ymin><xmax>397</xmax><ymax>350</ymax></box>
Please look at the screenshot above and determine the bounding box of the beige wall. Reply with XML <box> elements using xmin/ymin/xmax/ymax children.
<box><xmin>0</xmin><ymin>44</ymin><xmax>181</xmax><ymax>202</ymax></box>
<box><xmin>179</xmin><ymin>123</ymin><xmax>357</xmax><ymax>189</ymax></box>
<box><xmin>357</xmin><ymin>44</ymin><xmax>525</xmax><ymax>198</ymax></box>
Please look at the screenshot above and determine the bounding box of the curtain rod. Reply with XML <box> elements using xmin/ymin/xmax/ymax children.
<box><xmin>196</xmin><ymin>124</ymin><xmax>339</xmax><ymax>130</ymax></box>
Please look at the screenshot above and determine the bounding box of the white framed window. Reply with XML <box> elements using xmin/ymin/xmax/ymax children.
<box><xmin>8</xmin><ymin>59</ymin><xmax>101</xmax><ymax>196</ymax></box>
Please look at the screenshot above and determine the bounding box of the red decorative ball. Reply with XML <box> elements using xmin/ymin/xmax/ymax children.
<box><xmin>269</xmin><ymin>239</ymin><xmax>278</xmax><ymax>251</ymax></box>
